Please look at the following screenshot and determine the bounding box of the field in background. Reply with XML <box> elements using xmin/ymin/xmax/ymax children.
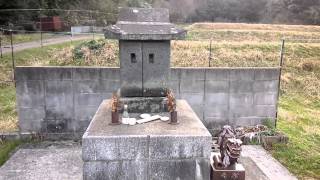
<box><xmin>0</xmin><ymin>23</ymin><xmax>319</xmax><ymax>179</ymax></box>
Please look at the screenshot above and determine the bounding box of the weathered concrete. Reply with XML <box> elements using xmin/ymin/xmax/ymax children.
<box><xmin>82</xmin><ymin>99</ymin><xmax>212</xmax><ymax>180</ymax></box>
<box><xmin>0</xmin><ymin>141</ymin><xmax>82</xmax><ymax>180</ymax></box>
<box><xmin>119</xmin><ymin>40</ymin><xmax>170</xmax><ymax>97</ymax></box>
<box><xmin>16</xmin><ymin>66</ymin><xmax>280</xmax><ymax>137</ymax></box>
<box><xmin>0</xmin><ymin>144</ymin><xmax>297</xmax><ymax>180</ymax></box>
<box><xmin>105</xmin><ymin>8</ymin><xmax>186</xmax><ymax>40</ymax></box>
<box><xmin>240</xmin><ymin>145</ymin><xmax>297</xmax><ymax>180</ymax></box>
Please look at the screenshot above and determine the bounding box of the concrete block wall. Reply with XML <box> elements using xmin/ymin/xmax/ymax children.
<box><xmin>16</xmin><ymin>67</ymin><xmax>120</xmax><ymax>137</ymax></box>
<box><xmin>16</xmin><ymin>66</ymin><xmax>280</xmax><ymax>137</ymax></box>
<box><xmin>169</xmin><ymin>67</ymin><xmax>280</xmax><ymax>134</ymax></box>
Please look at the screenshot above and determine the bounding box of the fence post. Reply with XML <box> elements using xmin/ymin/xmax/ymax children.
<box><xmin>39</xmin><ymin>8</ymin><xmax>43</xmax><ymax>47</ymax></box>
<box><xmin>91</xmin><ymin>11</ymin><xmax>95</xmax><ymax>40</ymax></box>
<box><xmin>0</xmin><ymin>32</ymin><xmax>2</xmax><ymax>58</ymax></box>
<box><xmin>275</xmin><ymin>39</ymin><xmax>285</xmax><ymax>128</ymax></box>
<box><xmin>209</xmin><ymin>40</ymin><xmax>212</xmax><ymax>67</ymax></box>
<box><xmin>10</xmin><ymin>29</ymin><xmax>15</xmax><ymax>81</ymax></box>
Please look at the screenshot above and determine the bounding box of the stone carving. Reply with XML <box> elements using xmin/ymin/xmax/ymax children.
<box><xmin>211</xmin><ymin>125</ymin><xmax>245</xmax><ymax>180</ymax></box>
<box><xmin>217</xmin><ymin>125</ymin><xmax>242</xmax><ymax>169</ymax></box>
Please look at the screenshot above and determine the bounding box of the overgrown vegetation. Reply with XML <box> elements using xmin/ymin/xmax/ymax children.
<box><xmin>0</xmin><ymin>23</ymin><xmax>319</xmax><ymax>179</ymax></box>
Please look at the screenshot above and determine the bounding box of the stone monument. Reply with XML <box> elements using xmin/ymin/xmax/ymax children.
<box><xmin>82</xmin><ymin>7</ymin><xmax>212</xmax><ymax>180</ymax></box>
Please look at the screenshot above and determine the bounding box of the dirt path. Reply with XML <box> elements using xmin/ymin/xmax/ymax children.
<box><xmin>1</xmin><ymin>35</ymin><xmax>93</xmax><ymax>54</ymax></box>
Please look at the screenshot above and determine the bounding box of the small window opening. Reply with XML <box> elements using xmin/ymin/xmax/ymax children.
<box><xmin>131</xmin><ymin>53</ymin><xmax>136</xmax><ymax>63</ymax></box>
<box><xmin>149</xmin><ymin>54</ymin><xmax>154</xmax><ymax>64</ymax></box>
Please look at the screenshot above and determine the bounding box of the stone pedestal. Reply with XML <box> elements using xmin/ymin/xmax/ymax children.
<box><xmin>82</xmin><ymin>100</ymin><xmax>211</xmax><ymax>180</ymax></box>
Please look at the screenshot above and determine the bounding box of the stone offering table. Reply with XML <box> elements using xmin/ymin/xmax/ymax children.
<box><xmin>82</xmin><ymin>100</ymin><xmax>211</xmax><ymax>180</ymax></box>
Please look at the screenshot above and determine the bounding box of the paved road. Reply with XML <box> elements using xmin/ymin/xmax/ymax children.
<box><xmin>0</xmin><ymin>35</ymin><xmax>93</xmax><ymax>54</ymax></box>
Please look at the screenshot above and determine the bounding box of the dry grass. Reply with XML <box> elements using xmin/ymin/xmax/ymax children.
<box><xmin>191</xmin><ymin>23</ymin><xmax>320</xmax><ymax>32</ymax></box>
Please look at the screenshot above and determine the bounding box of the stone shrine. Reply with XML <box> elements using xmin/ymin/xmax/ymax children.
<box><xmin>82</xmin><ymin>7</ymin><xmax>212</xmax><ymax>180</ymax></box>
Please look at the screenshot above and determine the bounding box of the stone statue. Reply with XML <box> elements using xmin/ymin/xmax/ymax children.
<box><xmin>216</xmin><ymin>125</ymin><xmax>242</xmax><ymax>169</ymax></box>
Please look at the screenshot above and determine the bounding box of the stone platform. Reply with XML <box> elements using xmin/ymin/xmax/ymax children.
<box><xmin>0</xmin><ymin>143</ymin><xmax>297</xmax><ymax>180</ymax></box>
<box><xmin>82</xmin><ymin>99</ymin><xmax>212</xmax><ymax>180</ymax></box>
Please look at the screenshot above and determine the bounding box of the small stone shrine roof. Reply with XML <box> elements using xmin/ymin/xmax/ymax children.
<box><xmin>104</xmin><ymin>8</ymin><xmax>187</xmax><ymax>40</ymax></box>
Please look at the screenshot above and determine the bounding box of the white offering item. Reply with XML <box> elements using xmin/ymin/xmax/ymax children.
<box><xmin>160</xmin><ymin>116</ymin><xmax>169</xmax><ymax>121</ymax></box>
<box><xmin>122</xmin><ymin>118</ymin><xmax>129</xmax><ymax>125</ymax></box>
<box><xmin>140</xmin><ymin>113</ymin><xmax>151</xmax><ymax>119</ymax></box>
<box><xmin>137</xmin><ymin>115</ymin><xmax>161</xmax><ymax>124</ymax></box>
<box><xmin>128</xmin><ymin>118</ymin><xmax>137</xmax><ymax>125</ymax></box>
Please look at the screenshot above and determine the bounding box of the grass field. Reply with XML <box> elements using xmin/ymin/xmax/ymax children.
<box><xmin>0</xmin><ymin>23</ymin><xmax>319</xmax><ymax>179</ymax></box>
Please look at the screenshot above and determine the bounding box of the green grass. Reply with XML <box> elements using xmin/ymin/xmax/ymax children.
<box><xmin>274</xmin><ymin>95</ymin><xmax>320</xmax><ymax>179</ymax></box>
<box><xmin>0</xmin><ymin>84</ymin><xmax>16</xmax><ymax>133</ymax></box>
<box><xmin>1</xmin><ymin>33</ymin><xmax>65</xmax><ymax>45</ymax></box>
<box><xmin>0</xmin><ymin>140</ymin><xmax>23</xmax><ymax>166</ymax></box>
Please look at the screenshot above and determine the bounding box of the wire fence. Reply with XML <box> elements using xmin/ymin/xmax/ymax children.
<box><xmin>1</xmin><ymin>9</ymin><xmax>320</xmax><ymax>88</ymax></box>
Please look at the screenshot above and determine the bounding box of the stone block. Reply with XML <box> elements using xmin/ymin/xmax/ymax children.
<box><xmin>83</xmin><ymin>161</ymin><xmax>148</xmax><ymax>180</ymax></box>
<box><xmin>75</xmin><ymin>93</ymin><xmax>103</xmax><ymax>106</ymax></box>
<box><xmin>75</xmin><ymin>106</ymin><xmax>99</xmax><ymax>121</ymax></box>
<box><xmin>230</xmin><ymin>80</ymin><xmax>253</xmax><ymax>93</ymax></box>
<box><xmin>230</xmin><ymin>69</ymin><xmax>254</xmax><ymax>81</ymax></box>
<box><xmin>229</xmin><ymin>93</ymin><xmax>254</xmax><ymax>106</ymax></box>
<box><xmin>73</xmin><ymin>68</ymin><xmax>101</xmax><ymax>80</ymax></box>
<box><xmin>205</xmin><ymin>81</ymin><xmax>229</xmax><ymax>93</ymax></box>
<box><xmin>15</xmin><ymin>67</ymin><xmax>44</xmax><ymax>81</ymax></box>
<box><xmin>254</xmin><ymin>68</ymin><xmax>280</xmax><ymax>80</ymax></box>
<box><xmin>254</xmin><ymin>92</ymin><xmax>277</xmax><ymax>105</ymax></box>
<box><xmin>82</xmin><ymin>136</ymin><xmax>149</xmax><ymax>161</ymax></box>
<box><xmin>16</xmin><ymin>81</ymin><xmax>44</xmax><ymax>107</ymax></box>
<box><xmin>74</xmin><ymin>80</ymin><xmax>100</xmax><ymax>93</ymax></box>
<box><xmin>231</xmin><ymin>117</ymin><xmax>263</xmax><ymax>126</ymax></box>
<box><xmin>45</xmin><ymin>106</ymin><xmax>73</xmax><ymax>120</ymax></box>
<box><xmin>170</xmin><ymin>68</ymin><xmax>181</xmax><ymax>81</ymax></box>
<box><xmin>205</xmin><ymin>69</ymin><xmax>229</xmax><ymax>81</ymax></box>
<box><xmin>43</xmin><ymin>67</ymin><xmax>72</xmax><ymax>80</ymax></box>
<box><xmin>181</xmin><ymin>93</ymin><xmax>204</xmax><ymax>106</ymax></box>
<box><xmin>253</xmin><ymin>80</ymin><xmax>278</xmax><ymax>92</ymax></box>
<box><xmin>100</xmin><ymin>93</ymin><xmax>113</xmax><ymax>100</ymax></box>
<box><xmin>100</xmin><ymin>68</ymin><xmax>120</xmax><ymax>80</ymax></box>
<box><xmin>204</xmin><ymin>118</ymin><xmax>229</xmax><ymax>130</ymax></box>
<box><xmin>149</xmin><ymin>135</ymin><xmax>211</xmax><ymax>159</ymax></box>
<box><xmin>19</xmin><ymin>119</ymin><xmax>44</xmax><ymax>133</ymax></box>
<box><xmin>45</xmin><ymin>80</ymin><xmax>72</xmax><ymax>94</ymax></box>
<box><xmin>180</xmin><ymin>68</ymin><xmax>205</xmax><ymax>80</ymax></box>
<box><xmin>18</xmin><ymin>107</ymin><xmax>45</xmax><ymax>120</ymax></box>
<box><xmin>229</xmin><ymin>105</ymin><xmax>254</xmax><ymax>118</ymax></box>
<box><xmin>255</xmin><ymin>105</ymin><xmax>277</xmax><ymax>117</ymax></box>
<box><xmin>168</xmin><ymin>80</ymin><xmax>180</xmax><ymax>96</ymax></box>
<box><xmin>191</xmin><ymin>105</ymin><xmax>204</xmax><ymax>121</ymax></box>
<box><xmin>204</xmin><ymin>104</ymin><xmax>228</xmax><ymax>117</ymax></box>
<box><xmin>149</xmin><ymin>159</ymin><xmax>210</xmax><ymax>180</ymax></box>
<box><xmin>205</xmin><ymin>93</ymin><xmax>228</xmax><ymax>106</ymax></box>
<box><xmin>180</xmin><ymin>79</ymin><xmax>204</xmax><ymax>93</ymax></box>
<box><xmin>46</xmin><ymin>119</ymin><xmax>69</xmax><ymax>133</ymax></box>
<box><xmin>74</xmin><ymin>80</ymin><xmax>119</xmax><ymax>93</ymax></box>
<box><xmin>78</xmin><ymin>120</ymin><xmax>91</xmax><ymax>132</ymax></box>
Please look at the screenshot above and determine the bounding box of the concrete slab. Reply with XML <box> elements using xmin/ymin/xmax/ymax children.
<box><xmin>240</xmin><ymin>145</ymin><xmax>297</xmax><ymax>180</ymax></box>
<box><xmin>0</xmin><ymin>143</ymin><xmax>297</xmax><ymax>180</ymax></box>
<box><xmin>0</xmin><ymin>141</ymin><xmax>82</xmax><ymax>180</ymax></box>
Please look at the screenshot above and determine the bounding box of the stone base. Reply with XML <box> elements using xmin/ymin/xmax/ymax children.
<box><xmin>210</xmin><ymin>152</ymin><xmax>245</xmax><ymax>180</ymax></box>
<box><xmin>82</xmin><ymin>99</ymin><xmax>212</xmax><ymax>180</ymax></box>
